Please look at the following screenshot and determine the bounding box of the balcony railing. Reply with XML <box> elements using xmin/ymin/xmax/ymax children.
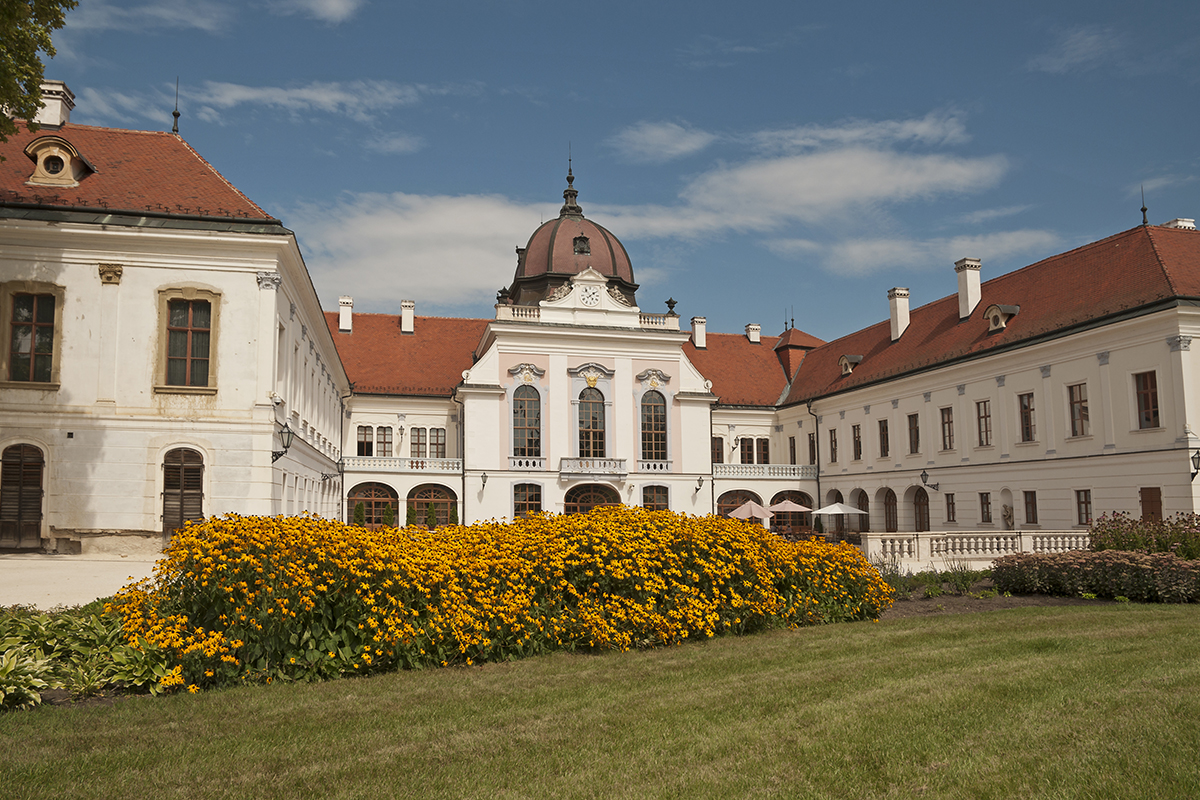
<box><xmin>509</xmin><ymin>456</ymin><xmax>546</xmax><ymax>471</ymax></box>
<box><xmin>863</xmin><ymin>530</ymin><xmax>1090</xmax><ymax>570</ymax></box>
<box><xmin>342</xmin><ymin>456</ymin><xmax>462</xmax><ymax>474</ymax></box>
<box><xmin>713</xmin><ymin>464</ymin><xmax>818</xmax><ymax>480</ymax></box>
<box><xmin>639</xmin><ymin>313</ymin><xmax>680</xmax><ymax>330</ymax></box>
<box><xmin>637</xmin><ymin>459</ymin><xmax>673</xmax><ymax>473</ymax></box>
<box><xmin>559</xmin><ymin>457</ymin><xmax>627</xmax><ymax>479</ymax></box>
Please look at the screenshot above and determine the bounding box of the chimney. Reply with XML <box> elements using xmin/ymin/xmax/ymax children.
<box><xmin>33</xmin><ymin>80</ymin><xmax>74</xmax><ymax>127</ymax></box>
<box><xmin>691</xmin><ymin>316</ymin><xmax>707</xmax><ymax>349</ymax></box>
<box><xmin>400</xmin><ymin>299</ymin><xmax>415</xmax><ymax>334</ymax></box>
<box><xmin>888</xmin><ymin>288</ymin><xmax>910</xmax><ymax>341</ymax></box>
<box><xmin>338</xmin><ymin>296</ymin><xmax>353</xmax><ymax>333</ymax></box>
<box><xmin>955</xmin><ymin>257</ymin><xmax>982</xmax><ymax>320</ymax></box>
<box><xmin>745</xmin><ymin>323</ymin><xmax>761</xmax><ymax>344</ymax></box>
<box><xmin>1163</xmin><ymin>218</ymin><xmax>1196</xmax><ymax>230</ymax></box>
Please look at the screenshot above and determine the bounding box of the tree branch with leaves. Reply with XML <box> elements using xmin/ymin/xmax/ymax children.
<box><xmin>0</xmin><ymin>0</ymin><xmax>78</xmax><ymax>144</ymax></box>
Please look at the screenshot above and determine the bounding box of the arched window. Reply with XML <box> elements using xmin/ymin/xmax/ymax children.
<box><xmin>855</xmin><ymin>491</ymin><xmax>870</xmax><ymax>533</ymax></box>
<box><xmin>642</xmin><ymin>485</ymin><xmax>669</xmax><ymax>511</ymax></box>
<box><xmin>914</xmin><ymin>487</ymin><xmax>930</xmax><ymax>532</ymax></box>
<box><xmin>1</xmin><ymin>444</ymin><xmax>44</xmax><ymax>549</ymax></box>
<box><xmin>831</xmin><ymin>490</ymin><xmax>846</xmax><ymax>534</ymax></box>
<box><xmin>407</xmin><ymin>483</ymin><xmax>457</xmax><ymax>529</ymax></box>
<box><xmin>770</xmin><ymin>490</ymin><xmax>812</xmax><ymax>532</ymax></box>
<box><xmin>884</xmin><ymin>489</ymin><xmax>898</xmax><ymax>532</ymax></box>
<box><xmin>163</xmin><ymin>448</ymin><xmax>203</xmax><ymax>536</ymax></box>
<box><xmin>514</xmin><ymin>483</ymin><xmax>541</xmax><ymax>518</ymax></box>
<box><xmin>717</xmin><ymin>489</ymin><xmax>762</xmax><ymax>518</ymax></box>
<box><xmin>641</xmin><ymin>390</ymin><xmax>667</xmax><ymax>461</ymax></box>
<box><xmin>513</xmin><ymin>385</ymin><xmax>541</xmax><ymax>457</ymax></box>
<box><xmin>564</xmin><ymin>484</ymin><xmax>619</xmax><ymax>514</ymax></box>
<box><xmin>578</xmin><ymin>387</ymin><xmax>605</xmax><ymax>458</ymax></box>
<box><xmin>348</xmin><ymin>482</ymin><xmax>398</xmax><ymax>528</ymax></box>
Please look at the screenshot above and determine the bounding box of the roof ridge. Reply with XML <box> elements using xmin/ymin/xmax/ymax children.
<box><xmin>1144</xmin><ymin>224</ymin><xmax>1179</xmax><ymax>295</ymax></box>
<box><xmin>173</xmin><ymin>136</ymin><xmax>270</xmax><ymax>218</ymax></box>
<box><xmin>335</xmin><ymin>310</ymin><xmax>490</xmax><ymax>323</ymax></box>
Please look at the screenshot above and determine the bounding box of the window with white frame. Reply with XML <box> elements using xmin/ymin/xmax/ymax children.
<box><xmin>1018</xmin><ymin>393</ymin><xmax>1036</xmax><ymax>442</ymax></box>
<box><xmin>1068</xmin><ymin>383</ymin><xmax>1089</xmax><ymax>437</ymax></box>
<box><xmin>976</xmin><ymin>400</ymin><xmax>992</xmax><ymax>446</ymax></box>
<box><xmin>1134</xmin><ymin>372</ymin><xmax>1159</xmax><ymax>429</ymax></box>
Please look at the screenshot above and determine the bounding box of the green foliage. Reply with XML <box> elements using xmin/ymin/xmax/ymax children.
<box><xmin>992</xmin><ymin>550</ymin><xmax>1200</xmax><ymax>602</ymax></box>
<box><xmin>448</xmin><ymin>503</ymin><xmax>458</xmax><ymax>526</ymax></box>
<box><xmin>425</xmin><ymin>503</ymin><xmax>437</xmax><ymax>529</ymax></box>
<box><xmin>353</xmin><ymin>502</ymin><xmax>365</xmax><ymax>527</ymax></box>
<box><xmin>0</xmin><ymin>0</ymin><xmax>78</xmax><ymax>146</ymax></box>
<box><xmin>0</xmin><ymin>639</ymin><xmax>51</xmax><ymax>710</ymax></box>
<box><xmin>381</xmin><ymin>503</ymin><xmax>394</xmax><ymax>528</ymax></box>
<box><xmin>405</xmin><ymin>504</ymin><xmax>417</xmax><ymax>527</ymax></box>
<box><xmin>814</xmin><ymin>517</ymin><xmax>824</xmax><ymax>534</ymax></box>
<box><xmin>922</xmin><ymin>584</ymin><xmax>944</xmax><ymax>599</ymax></box>
<box><xmin>1089</xmin><ymin>512</ymin><xmax>1200</xmax><ymax>559</ymax></box>
<box><xmin>943</xmin><ymin>559</ymin><xmax>984</xmax><ymax>596</ymax></box>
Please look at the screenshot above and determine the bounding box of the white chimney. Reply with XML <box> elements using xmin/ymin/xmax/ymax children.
<box><xmin>400</xmin><ymin>299</ymin><xmax>415</xmax><ymax>334</ymax></box>
<box><xmin>338</xmin><ymin>296</ymin><xmax>353</xmax><ymax>333</ymax></box>
<box><xmin>745</xmin><ymin>323</ymin><xmax>761</xmax><ymax>344</ymax></box>
<box><xmin>955</xmin><ymin>257</ymin><xmax>982</xmax><ymax>320</ymax></box>
<box><xmin>33</xmin><ymin>80</ymin><xmax>74</xmax><ymax>127</ymax></box>
<box><xmin>691</xmin><ymin>316</ymin><xmax>707</xmax><ymax>349</ymax></box>
<box><xmin>889</xmin><ymin>288</ymin><xmax>910</xmax><ymax>341</ymax></box>
<box><xmin>1163</xmin><ymin>218</ymin><xmax>1196</xmax><ymax>230</ymax></box>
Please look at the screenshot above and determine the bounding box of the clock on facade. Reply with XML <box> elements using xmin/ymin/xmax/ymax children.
<box><xmin>579</xmin><ymin>285</ymin><xmax>601</xmax><ymax>306</ymax></box>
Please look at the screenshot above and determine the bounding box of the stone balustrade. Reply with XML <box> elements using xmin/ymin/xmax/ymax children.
<box><xmin>559</xmin><ymin>457</ymin><xmax>627</xmax><ymax>479</ymax></box>
<box><xmin>713</xmin><ymin>464</ymin><xmax>818</xmax><ymax>480</ymax></box>
<box><xmin>861</xmin><ymin>530</ymin><xmax>1091</xmax><ymax>571</ymax></box>
<box><xmin>342</xmin><ymin>456</ymin><xmax>462</xmax><ymax>474</ymax></box>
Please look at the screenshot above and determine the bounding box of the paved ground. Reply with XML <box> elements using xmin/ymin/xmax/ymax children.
<box><xmin>0</xmin><ymin>553</ymin><xmax>159</xmax><ymax>609</ymax></box>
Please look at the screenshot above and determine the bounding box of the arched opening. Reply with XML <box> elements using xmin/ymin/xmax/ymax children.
<box><xmin>564</xmin><ymin>483</ymin><xmax>620</xmax><ymax>514</ymax></box>
<box><xmin>914</xmin><ymin>487</ymin><xmax>930</xmax><ymax>532</ymax></box>
<box><xmin>830</xmin><ymin>489</ymin><xmax>846</xmax><ymax>535</ymax></box>
<box><xmin>578</xmin><ymin>387</ymin><xmax>605</xmax><ymax>457</ymax></box>
<box><xmin>883</xmin><ymin>488</ymin><xmax>898</xmax><ymax>533</ymax></box>
<box><xmin>1</xmin><ymin>444</ymin><xmax>44</xmax><ymax>549</ymax></box>
<box><xmin>770</xmin><ymin>490</ymin><xmax>812</xmax><ymax>533</ymax></box>
<box><xmin>407</xmin><ymin>484</ymin><xmax>458</xmax><ymax>529</ymax></box>
<box><xmin>640</xmin><ymin>390</ymin><xmax>667</xmax><ymax>461</ymax></box>
<box><xmin>717</xmin><ymin>489</ymin><xmax>762</xmax><ymax>518</ymax></box>
<box><xmin>854</xmin><ymin>489</ymin><xmax>870</xmax><ymax>533</ymax></box>
<box><xmin>513</xmin><ymin>385</ymin><xmax>541</xmax><ymax>457</ymax></box>
<box><xmin>348</xmin><ymin>482</ymin><xmax>399</xmax><ymax>528</ymax></box>
<box><xmin>162</xmin><ymin>448</ymin><xmax>203</xmax><ymax>537</ymax></box>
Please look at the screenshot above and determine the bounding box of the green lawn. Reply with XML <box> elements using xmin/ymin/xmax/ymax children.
<box><xmin>3</xmin><ymin>605</ymin><xmax>1198</xmax><ymax>799</ymax></box>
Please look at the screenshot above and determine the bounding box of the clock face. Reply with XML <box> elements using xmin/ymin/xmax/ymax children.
<box><xmin>580</xmin><ymin>285</ymin><xmax>602</xmax><ymax>307</ymax></box>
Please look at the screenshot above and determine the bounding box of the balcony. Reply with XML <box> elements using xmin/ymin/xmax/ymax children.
<box><xmin>637</xmin><ymin>459</ymin><xmax>673</xmax><ymax>473</ymax></box>
<box><xmin>713</xmin><ymin>464</ymin><xmax>818</xmax><ymax>480</ymax></box>
<box><xmin>509</xmin><ymin>456</ymin><xmax>547</xmax><ymax>471</ymax></box>
<box><xmin>342</xmin><ymin>456</ymin><xmax>462</xmax><ymax>474</ymax></box>
<box><xmin>559</xmin><ymin>457</ymin><xmax>627</xmax><ymax>479</ymax></box>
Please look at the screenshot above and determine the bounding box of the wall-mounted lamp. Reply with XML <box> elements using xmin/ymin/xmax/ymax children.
<box><xmin>696</xmin><ymin>476</ymin><xmax>705</xmax><ymax>491</ymax></box>
<box><xmin>320</xmin><ymin>457</ymin><xmax>345</xmax><ymax>483</ymax></box>
<box><xmin>919</xmin><ymin>469</ymin><xmax>939</xmax><ymax>491</ymax></box>
<box><xmin>271</xmin><ymin>422</ymin><xmax>295</xmax><ymax>463</ymax></box>
<box><xmin>397</xmin><ymin>425</ymin><xmax>405</xmax><ymax>437</ymax></box>
<box><xmin>1191</xmin><ymin>450</ymin><xmax>1200</xmax><ymax>481</ymax></box>
<box><xmin>481</xmin><ymin>472</ymin><xmax>488</xmax><ymax>488</ymax></box>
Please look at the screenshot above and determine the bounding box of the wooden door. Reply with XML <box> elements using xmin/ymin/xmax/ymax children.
<box><xmin>1</xmin><ymin>445</ymin><xmax>44</xmax><ymax>549</ymax></box>
<box><xmin>1140</xmin><ymin>487</ymin><xmax>1163</xmax><ymax>522</ymax></box>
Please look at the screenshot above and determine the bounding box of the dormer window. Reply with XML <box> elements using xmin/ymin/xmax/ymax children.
<box><xmin>838</xmin><ymin>355</ymin><xmax>863</xmax><ymax>376</ymax></box>
<box><xmin>573</xmin><ymin>235</ymin><xmax>591</xmax><ymax>255</ymax></box>
<box><xmin>24</xmin><ymin>136</ymin><xmax>93</xmax><ymax>188</ymax></box>
<box><xmin>983</xmin><ymin>304</ymin><xmax>1020</xmax><ymax>332</ymax></box>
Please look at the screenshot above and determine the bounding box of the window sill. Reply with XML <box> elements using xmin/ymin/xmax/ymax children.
<box><xmin>1064</xmin><ymin>434</ymin><xmax>1094</xmax><ymax>442</ymax></box>
<box><xmin>154</xmin><ymin>385</ymin><xmax>218</xmax><ymax>396</ymax></box>
<box><xmin>1131</xmin><ymin>426</ymin><xmax>1165</xmax><ymax>434</ymax></box>
<box><xmin>974</xmin><ymin>444</ymin><xmax>995</xmax><ymax>451</ymax></box>
<box><xmin>1014</xmin><ymin>440</ymin><xmax>1039</xmax><ymax>447</ymax></box>
<box><xmin>0</xmin><ymin>380</ymin><xmax>60</xmax><ymax>391</ymax></box>
<box><xmin>938</xmin><ymin>449</ymin><xmax>956</xmax><ymax>455</ymax></box>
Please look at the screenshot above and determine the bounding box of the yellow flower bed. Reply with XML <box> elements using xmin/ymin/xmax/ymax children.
<box><xmin>108</xmin><ymin>507</ymin><xmax>892</xmax><ymax>690</ymax></box>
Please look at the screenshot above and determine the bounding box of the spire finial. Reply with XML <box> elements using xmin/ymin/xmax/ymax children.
<box><xmin>172</xmin><ymin>77</ymin><xmax>180</xmax><ymax>135</ymax></box>
<box><xmin>1141</xmin><ymin>185</ymin><xmax>1148</xmax><ymax>226</ymax></box>
<box><xmin>560</xmin><ymin>146</ymin><xmax>583</xmax><ymax>218</ymax></box>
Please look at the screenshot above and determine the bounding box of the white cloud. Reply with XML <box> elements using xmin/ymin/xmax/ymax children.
<box><xmin>1128</xmin><ymin>174</ymin><xmax>1198</xmax><ymax>197</ymax></box>
<box><xmin>956</xmin><ymin>205</ymin><xmax>1032</xmax><ymax>225</ymax></box>
<box><xmin>75</xmin><ymin>87</ymin><xmax>169</xmax><ymax>124</ymax></box>
<box><xmin>1027</xmin><ymin>25</ymin><xmax>1122</xmax><ymax>74</ymax></box>
<box><xmin>267</xmin><ymin>0</ymin><xmax>366</xmax><ymax>23</ymax></box>
<box><xmin>288</xmin><ymin>193</ymin><xmax>556</xmax><ymax>312</ymax></box>
<box><xmin>190</xmin><ymin>80</ymin><xmax>427</xmax><ymax>123</ymax></box>
<box><xmin>815</xmin><ymin>230</ymin><xmax>1062</xmax><ymax>277</ymax></box>
<box><xmin>607</xmin><ymin>121</ymin><xmax>718</xmax><ymax>163</ymax></box>
<box><xmin>63</xmin><ymin>0</ymin><xmax>231</xmax><ymax>33</ymax></box>
<box><xmin>750</xmin><ymin>111</ymin><xmax>969</xmax><ymax>154</ymax></box>
<box><xmin>364</xmin><ymin>133</ymin><xmax>424</xmax><ymax>155</ymax></box>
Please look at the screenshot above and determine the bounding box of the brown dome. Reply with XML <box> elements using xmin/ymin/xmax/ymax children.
<box><xmin>504</xmin><ymin>169</ymin><xmax>638</xmax><ymax>306</ymax></box>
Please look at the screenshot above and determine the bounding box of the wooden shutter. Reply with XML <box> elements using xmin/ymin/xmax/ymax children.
<box><xmin>163</xmin><ymin>449</ymin><xmax>204</xmax><ymax>535</ymax></box>
<box><xmin>0</xmin><ymin>445</ymin><xmax>44</xmax><ymax>549</ymax></box>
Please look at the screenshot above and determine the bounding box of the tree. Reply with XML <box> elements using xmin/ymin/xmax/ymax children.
<box><xmin>353</xmin><ymin>502</ymin><xmax>365</xmax><ymax>527</ymax></box>
<box><xmin>381</xmin><ymin>503</ymin><xmax>395</xmax><ymax>528</ymax></box>
<box><xmin>0</xmin><ymin>1</ymin><xmax>78</xmax><ymax>145</ymax></box>
<box><xmin>405</xmin><ymin>504</ymin><xmax>417</xmax><ymax>527</ymax></box>
<box><xmin>425</xmin><ymin>503</ymin><xmax>437</xmax><ymax>530</ymax></box>
<box><xmin>447</xmin><ymin>503</ymin><xmax>458</xmax><ymax>526</ymax></box>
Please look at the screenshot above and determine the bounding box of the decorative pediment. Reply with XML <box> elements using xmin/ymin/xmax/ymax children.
<box><xmin>636</xmin><ymin>368</ymin><xmax>672</xmax><ymax>389</ymax></box>
<box><xmin>568</xmin><ymin>361</ymin><xmax>615</xmax><ymax>388</ymax></box>
<box><xmin>507</xmin><ymin>362</ymin><xmax>546</xmax><ymax>384</ymax></box>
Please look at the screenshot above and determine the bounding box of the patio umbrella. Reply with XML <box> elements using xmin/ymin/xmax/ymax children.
<box><xmin>729</xmin><ymin>500</ymin><xmax>773</xmax><ymax>519</ymax></box>
<box><xmin>768</xmin><ymin>499</ymin><xmax>812</xmax><ymax>513</ymax></box>
<box><xmin>812</xmin><ymin>502</ymin><xmax>869</xmax><ymax>516</ymax></box>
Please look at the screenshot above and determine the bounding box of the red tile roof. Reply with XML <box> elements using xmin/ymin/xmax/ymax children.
<box><xmin>0</xmin><ymin>121</ymin><xmax>271</xmax><ymax>220</ymax></box>
<box><xmin>783</xmin><ymin>224</ymin><xmax>1200</xmax><ymax>406</ymax></box>
<box><xmin>683</xmin><ymin>332</ymin><xmax>792</xmax><ymax>407</ymax></box>
<box><xmin>324</xmin><ymin>312</ymin><xmax>490</xmax><ymax>397</ymax></box>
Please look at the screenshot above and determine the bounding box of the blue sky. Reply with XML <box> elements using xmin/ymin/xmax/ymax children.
<box><xmin>47</xmin><ymin>0</ymin><xmax>1200</xmax><ymax>343</ymax></box>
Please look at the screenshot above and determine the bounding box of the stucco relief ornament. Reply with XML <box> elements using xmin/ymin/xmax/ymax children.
<box><xmin>1002</xmin><ymin>504</ymin><xmax>1014</xmax><ymax>530</ymax></box>
<box><xmin>608</xmin><ymin>286</ymin><xmax>632</xmax><ymax>307</ymax></box>
<box><xmin>636</xmin><ymin>368</ymin><xmax>671</xmax><ymax>390</ymax></box>
<box><xmin>581</xmin><ymin>367</ymin><xmax>602</xmax><ymax>388</ymax></box>
<box><xmin>548</xmin><ymin>281</ymin><xmax>573</xmax><ymax>302</ymax></box>
<box><xmin>507</xmin><ymin>362</ymin><xmax>545</xmax><ymax>384</ymax></box>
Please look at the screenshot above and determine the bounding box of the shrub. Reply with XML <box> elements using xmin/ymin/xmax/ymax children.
<box><xmin>1089</xmin><ymin>512</ymin><xmax>1200</xmax><ymax>560</ymax></box>
<box><xmin>108</xmin><ymin>508</ymin><xmax>894</xmax><ymax>691</ymax></box>
<box><xmin>382</xmin><ymin>504</ymin><xmax>395</xmax><ymax>528</ymax></box>
<box><xmin>353</xmin><ymin>502</ymin><xmax>365</xmax><ymax>527</ymax></box>
<box><xmin>406</xmin><ymin>505</ymin><xmax>417</xmax><ymax>527</ymax></box>
<box><xmin>991</xmin><ymin>551</ymin><xmax>1200</xmax><ymax>603</ymax></box>
<box><xmin>425</xmin><ymin>503</ymin><xmax>437</xmax><ymax>529</ymax></box>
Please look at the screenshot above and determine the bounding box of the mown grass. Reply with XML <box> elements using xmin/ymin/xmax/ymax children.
<box><xmin>3</xmin><ymin>604</ymin><xmax>1198</xmax><ymax>799</ymax></box>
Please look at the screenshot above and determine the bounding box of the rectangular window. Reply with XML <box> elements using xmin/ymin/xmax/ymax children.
<box><xmin>740</xmin><ymin>438</ymin><xmax>755</xmax><ymax>464</ymax></box>
<box><xmin>852</xmin><ymin>425</ymin><xmax>862</xmax><ymax>461</ymax></box>
<box><xmin>907</xmin><ymin>413</ymin><xmax>920</xmax><ymax>454</ymax></box>
<box><xmin>979</xmin><ymin>492</ymin><xmax>992</xmax><ymax>523</ymax></box>
<box><xmin>1075</xmin><ymin>489</ymin><xmax>1093</xmax><ymax>525</ymax></box>
<box><xmin>976</xmin><ymin>400</ymin><xmax>992</xmax><ymax>447</ymax></box>
<box><xmin>642</xmin><ymin>485</ymin><xmax>669</xmax><ymax>511</ymax></box>
<box><xmin>828</xmin><ymin>429</ymin><xmax>838</xmax><ymax>463</ymax></box>
<box><xmin>166</xmin><ymin>299</ymin><xmax>211</xmax><ymax>386</ymax></box>
<box><xmin>410</xmin><ymin>427</ymin><xmax>426</xmax><ymax>458</ymax></box>
<box><xmin>430</xmin><ymin>428</ymin><xmax>447</xmax><ymax>459</ymax></box>
<box><xmin>357</xmin><ymin>425</ymin><xmax>373</xmax><ymax>457</ymax></box>
<box><xmin>756</xmin><ymin>438</ymin><xmax>769</xmax><ymax>465</ymax></box>
<box><xmin>1134</xmin><ymin>371</ymin><xmax>1159</xmax><ymax>429</ymax></box>
<box><xmin>1068</xmin><ymin>383</ymin><xmax>1089</xmax><ymax>437</ymax></box>
<box><xmin>808</xmin><ymin>433</ymin><xmax>817</xmax><ymax>465</ymax></box>
<box><xmin>711</xmin><ymin>436</ymin><xmax>724</xmax><ymax>465</ymax></box>
<box><xmin>945</xmin><ymin>493</ymin><xmax>956</xmax><ymax>523</ymax></box>
<box><xmin>376</xmin><ymin>426</ymin><xmax>392</xmax><ymax>457</ymax></box>
<box><xmin>8</xmin><ymin>293</ymin><xmax>55</xmax><ymax>382</ymax></box>
<box><xmin>1024</xmin><ymin>490</ymin><xmax>1038</xmax><ymax>524</ymax></box>
<box><xmin>789</xmin><ymin>436</ymin><xmax>796</xmax><ymax>465</ymax></box>
<box><xmin>514</xmin><ymin>483</ymin><xmax>541</xmax><ymax>518</ymax></box>
<box><xmin>879</xmin><ymin>419</ymin><xmax>890</xmax><ymax>458</ymax></box>
<box><xmin>1018</xmin><ymin>393</ymin><xmax>1036</xmax><ymax>442</ymax></box>
<box><xmin>940</xmin><ymin>407</ymin><xmax>954</xmax><ymax>451</ymax></box>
